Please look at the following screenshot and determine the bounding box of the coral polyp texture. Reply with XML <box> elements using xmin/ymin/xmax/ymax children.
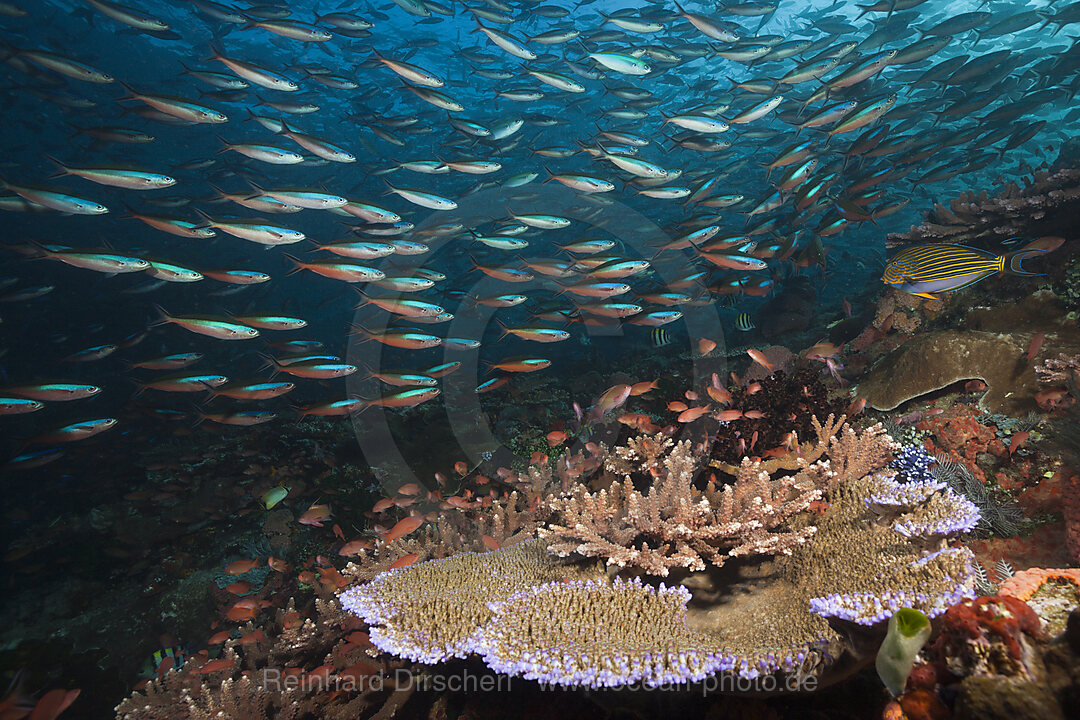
<box><xmin>339</xmin><ymin>420</ymin><xmax>981</xmax><ymax>689</ymax></box>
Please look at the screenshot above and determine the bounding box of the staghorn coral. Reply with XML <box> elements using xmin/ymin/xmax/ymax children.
<box><xmin>710</xmin><ymin>413</ymin><xmax>849</xmax><ymax>476</ymax></box>
<box><xmin>341</xmin><ymin>420</ymin><xmax>981</xmax><ymax>689</ymax></box>
<box><xmin>344</xmin><ymin>454</ymin><xmax>571</xmax><ymax>583</ymax></box>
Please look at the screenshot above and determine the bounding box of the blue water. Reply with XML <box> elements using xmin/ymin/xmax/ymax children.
<box><xmin>0</xmin><ymin>0</ymin><xmax>1074</xmax><ymax>715</ymax></box>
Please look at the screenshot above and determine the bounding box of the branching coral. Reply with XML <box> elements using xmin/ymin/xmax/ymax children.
<box><xmin>539</xmin><ymin>436</ymin><xmax>822</xmax><ymax>576</ymax></box>
<box><xmin>886</xmin><ymin>164</ymin><xmax>1080</xmax><ymax>246</ymax></box>
<box><xmin>1035</xmin><ymin>353</ymin><xmax>1080</xmax><ymax>386</ymax></box>
<box><xmin>117</xmin><ymin>597</ymin><xmax>404</xmax><ymax>720</ymax></box>
<box><xmin>341</xmin><ymin>419</ymin><xmax>981</xmax><ymax>689</ymax></box>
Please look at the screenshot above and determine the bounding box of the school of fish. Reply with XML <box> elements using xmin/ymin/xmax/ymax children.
<box><xmin>0</xmin><ymin>0</ymin><xmax>1076</xmax><ymax>470</ymax></box>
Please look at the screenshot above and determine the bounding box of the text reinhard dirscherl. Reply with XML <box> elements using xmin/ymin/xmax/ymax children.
<box><xmin>259</xmin><ymin>668</ymin><xmax>820</xmax><ymax>696</ymax></box>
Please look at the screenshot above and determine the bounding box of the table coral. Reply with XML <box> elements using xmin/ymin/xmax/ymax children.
<box><xmin>341</xmin><ymin>422</ymin><xmax>980</xmax><ymax>690</ymax></box>
<box><xmin>885</xmin><ymin>164</ymin><xmax>1080</xmax><ymax>247</ymax></box>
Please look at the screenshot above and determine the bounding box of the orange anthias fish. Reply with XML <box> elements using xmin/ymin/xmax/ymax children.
<box><xmin>747</xmin><ymin>348</ymin><xmax>774</xmax><ymax>371</ymax></box>
<box><xmin>225</xmin><ymin>558</ymin><xmax>260</xmax><ymax>575</ymax></box>
<box><xmin>1026</xmin><ymin>332</ymin><xmax>1044</xmax><ymax>363</ymax></box>
<box><xmin>629</xmin><ymin>379</ymin><xmax>659</xmax><ymax>396</ymax></box>
<box><xmin>389</xmin><ymin>553</ymin><xmax>419</xmax><ymax>569</ymax></box>
<box><xmin>298</xmin><ymin>503</ymin><xmax>332</xmax><ymax>527</ymax></box>
<box><xmin>805</xmin><ymin>342</ymin><xmax>841</xmax><ymax>360</ymax></box>
<box><xmin>267</xmin><ymin>556</ymin><xmax>290</xmax><ymax>573</ymax></box>
<box><xmin>707</xmin><ymin>385</ymin><xmax>732</xmax><ymax>404</ymax></box>
<box><xmin>593</xmin><ymin>383</ymin><xmax>632</xmax><ymax>417</ymax></box>
<box><xmin>677</xmin><ymin>406</ymin><xmax>710</xmax><ymax>423</ymax></box>
<box><xmin>617</xmin><ymin>412</ymin><xmax>659</xmax><ymax>434</ymax></box>
<box><xmin>546</xmin><ymin>430</ymin><xmax>568</xmax><ymax>446</ymax></box>
<box><xmin>381</xmin><ymin>515</ymin><xmax>424</xmax><ymax>543</ymax></box>
<box><xmin>338</xmin><ymin>539</ymin><xmax>374</xmax><ymax>556</ymax></box>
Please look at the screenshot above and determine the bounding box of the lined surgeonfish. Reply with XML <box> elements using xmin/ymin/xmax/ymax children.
<box><xmin>882</xmin><ymin>237</ymin><xmax>1064</xmax><ymax>299</ymax></box>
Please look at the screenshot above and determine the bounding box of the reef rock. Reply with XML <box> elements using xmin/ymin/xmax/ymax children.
<box><xmin>955</xmin><ymin>676</ymin><xmax>1065</xmax><ymax>720</ymax></box>
<box><xmin>858</xmin><ymin>330</ymin><xmax>1038</xmax><ymax>414</ymax></box>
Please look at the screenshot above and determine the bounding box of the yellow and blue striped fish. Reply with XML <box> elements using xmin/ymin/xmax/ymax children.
<box><xmin>883</xmin><ymin>238</ymin><xmax>1063</xmax><ymax>299</ymax></box>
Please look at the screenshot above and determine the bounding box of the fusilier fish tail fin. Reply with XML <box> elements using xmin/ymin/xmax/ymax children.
<box><xmin>1005</xmin><ymin>235</ymin><xmax>1065</xmax><ymax>276</ymax></box>
<box><xmin>281</xmin><ymin>253</ymin><xmax>304</xmax><ymax>276</ymax></box>
<box><xmin>44</xmin><ymin>154</ymin><xmax>70</xmax><ymax>179</ymax></box>
<box><xmin>149</xmin><ymin>304</ymin><xmax>172</xmax><ymax>327</ymax></box>
<box><xmin>192</xmin><ymin>208</ymin><xmax>215</xmax><ymax>228</ymax></box>
<box><xmin>256</xmin><ymin>352</ymin><xmax>281</xmax><ymax>377</ymax></box>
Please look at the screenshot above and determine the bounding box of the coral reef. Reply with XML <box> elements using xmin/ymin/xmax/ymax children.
<box><xmin>340</xmin><ymin>541</ymin><xmax>599</xmax><ymax>665</ymax></box>
<box><xmin>116</xmin><ymin>596</ymin><xmax>409</xmax><ymax>720</ymax></box>
<box><xmin>539</xmin><ymin>435</ymin><xmax>822</xmax><ymax>576</ymax></box>
<box><xmin>930</xmin><ymin>453</ymin><xmax>1023</xmax><ymax>537</ymax></box>
<box><xmin>930</xmin><ymin>596</ymin><xmax>1044</xmax><ymax>678</ymax></box>
<box><xmin>1051</xmin><ymin>252</ymin><xmax>1080</xmax><ymax>311</ymax></box>
<box><xmin>919</xmin><ymin>595</ymin><xmax>1068</xmax><ymax>720</ymax></box>
<box><xmin>706</xmin><ymin>369</ymin><xmax>848</xmax><ymax>468</ymax></box>
<box><xmin>999</xmin><ymin>568</ymin><xmax>1080</xmax><ymax>637</ymax></box>
<box><xmin>858</xmin><ymin>330</ymin><xmax>1038</xmax><ymax>414</ymax></box>
<box><xmin>341</xmin><ymin>420</ymin><xmax>981</xmax><ymax>690</ymax></box>
<box><xmin>1067</xmin><ymin>474</ymin><xmax>1080</xmax><ymax>566</ymax></box>
<box><xmin>1034</xmin><ymin>353</ymin><xmax>1080</xmax><ymax>386</ymax></box>
<box><xmin>886</xmin><ymin>164</ymin><xmax>1080</xmax><ymax>247</ymax></box>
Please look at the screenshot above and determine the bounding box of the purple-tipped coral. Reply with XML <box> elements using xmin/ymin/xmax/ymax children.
<box><xmin>473</xmin><ymin>578</ymin><xmax>733</xmax><ymax>688</ymax></box>
<box><xmin>339</xmin><ymin>540</ymin><xmax>598</xmax><ymax>664</ymax></box>
<box><xmin>340</xmin><ymin>420</ymin><xmax>981</xmax><ymax>690</ymax></box>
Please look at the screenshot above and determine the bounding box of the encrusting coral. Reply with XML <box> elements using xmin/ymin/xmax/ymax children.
<box><xmin>340</xmin><ymin>418</ymin><xmax>982</xmax><ymax>690</ymax></box>
<box><xmin>999</xmin><ymin>568</ymin><xmax>1080</xmax><ymax>637</ymax></box>
<box><xmin>858</xmin><ymin>329</ymin><xmax>1037</xmax><ymax>414</ymax></box>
